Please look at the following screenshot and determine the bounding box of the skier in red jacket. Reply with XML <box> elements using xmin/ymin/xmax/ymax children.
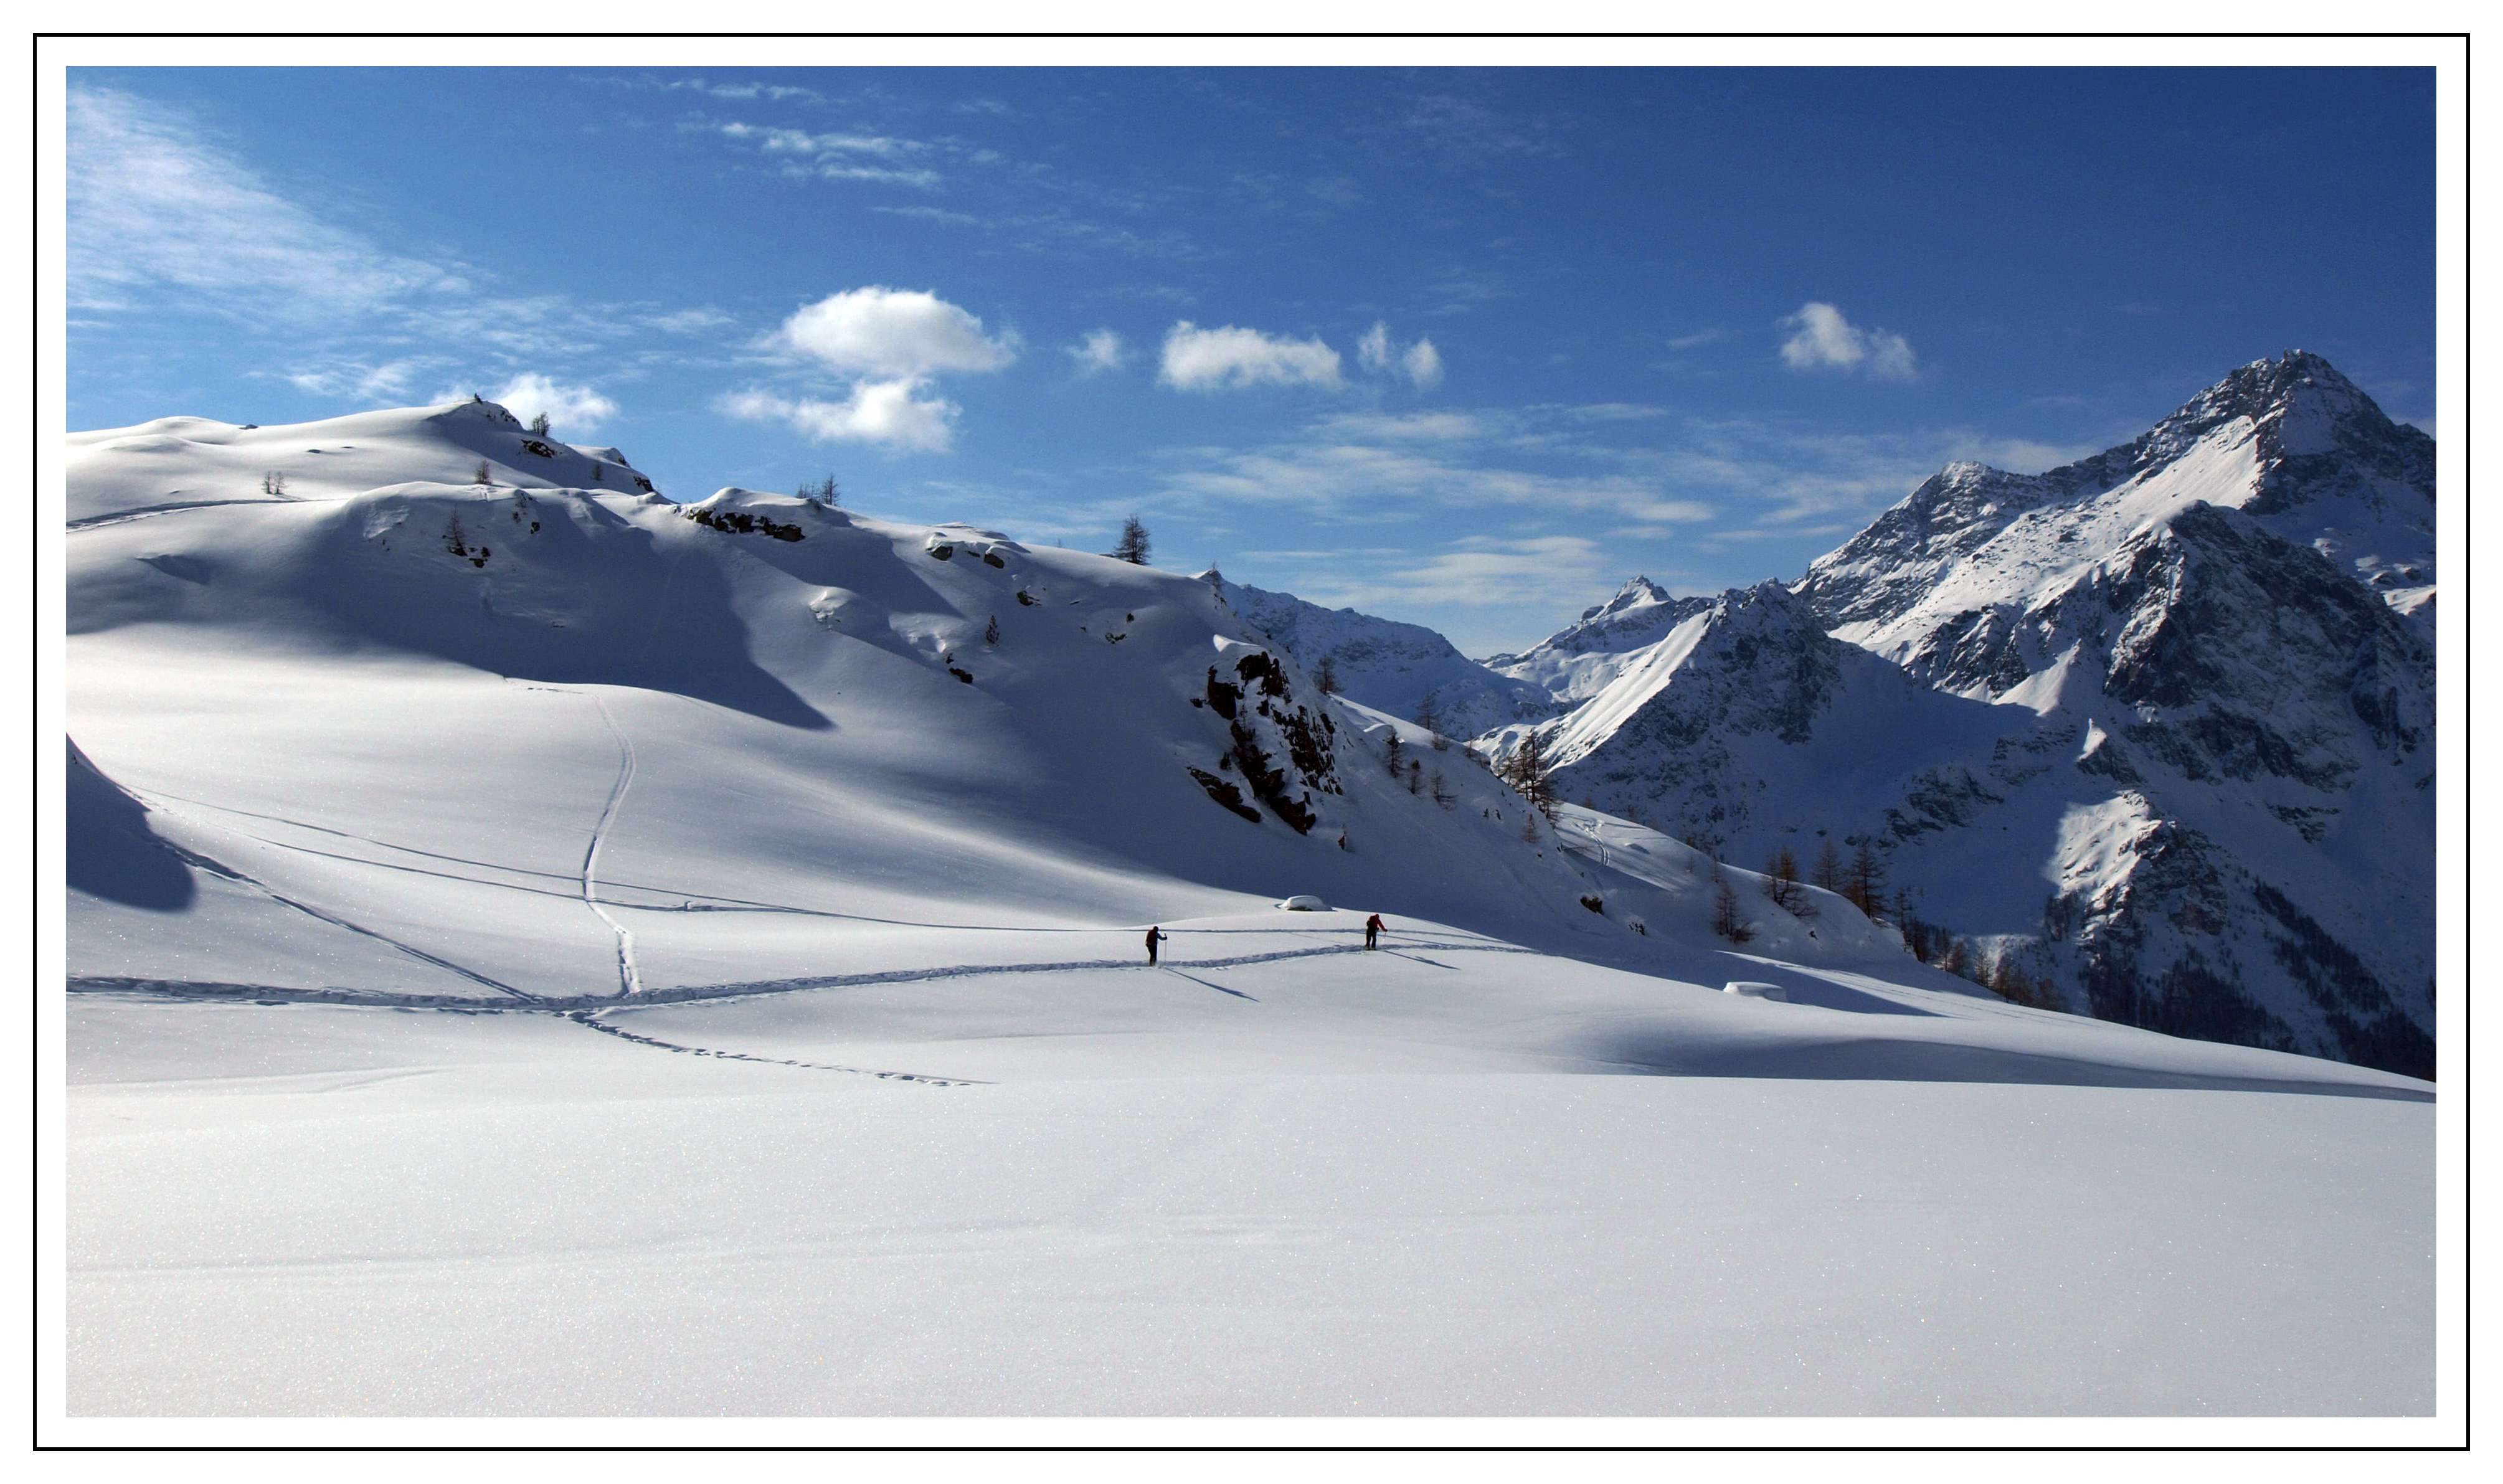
<box><xmin>1145</xmin><ymin>926</ymin><xmax>1168</xmax><ymax>966</ymax></box>
<box><xmin>1364</xmin><ymin>914</ymin><xmax>1384</xmax><ymax>950</ymax></box>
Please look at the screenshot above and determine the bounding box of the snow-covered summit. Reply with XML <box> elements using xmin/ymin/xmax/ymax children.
<box><xmin>1483</xmin><ymin>574</ymin><xmax>1713</xmax><ymax>706</ymax></box>
<box><xmin>1797</xmin><ymin>349</ymin><xmax>2436</xmax><ymax>669</ymax></box>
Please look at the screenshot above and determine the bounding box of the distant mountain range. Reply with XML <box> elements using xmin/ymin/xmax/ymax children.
<box><xmin>1212</xmin><ymin>352</ymin><xmax>2435</xmax><ymax>1076</ymax></box>
<box><xmin>60</xmin><ymin>351</ymin><xmax>2434</xmax><ymax>1075</ymax></box>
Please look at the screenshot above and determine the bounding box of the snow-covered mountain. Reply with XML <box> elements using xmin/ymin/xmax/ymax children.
<box><xmin>1506</xmin><ymin>352</ymin><xmax>2434</xmax><ymax>1077</ymax></box>
<box><xmin>1483</xmin><ymin>575</ymin><xmax>1713</xmax><ymax>704</ymax></box>
<box><xmin>69</xmin><ymin>399</ymin><xmax>1936</xmax><ymax>1009</ymax></box>
<box><xmin>60</xmin><ymin>394</ymin><xmax>2433</xmax><ymax>1415</ymax></box>
<box><xmin>1522</xmin><ymin>581</ymin><xmax>2025</xmax><ymax>841</ymax></box>
<box><xmin>1798</xmin><ymin>349</ymin><xmax>2436</xmax><ymax>676</ymax></box>
<box><xmin>1198</xmin><ymin>569</ymin><xmax>1556</xmax><ymax>738</ymax></box>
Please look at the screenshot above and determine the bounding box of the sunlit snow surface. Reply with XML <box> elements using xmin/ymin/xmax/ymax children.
<box><xmin>64</xmin><ymin>401</ymin><xmax>2430</xmax><ymax>1417</ymax></box>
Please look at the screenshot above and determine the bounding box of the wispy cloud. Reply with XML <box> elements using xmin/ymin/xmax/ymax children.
<box><xmin>646</xmin><ymin>306</ymin><xmax>737</xmax><ymax>336</ymax></box>
<box><xmin>1632</xmin><ymin>416</ymin><xmax>2096</xmax><ymax>531</ymax></box>
<box><xmin>69</xmin><ymin>84</ymin><xmax>733</xmax><ymax>413</ymax></box>
<box><xmin>1397</xmin><ymin>92</ymin><xmax>1568</xmax><ymax>165</ymax></box>
<box><xmin>1422</xmin><ymin>266</ymin><xmax>1507</xmax><ymax>317</ymax></box>
<box><xmin>870</xmin><ymin>204</ymin><xmax>984</xmax><ymax>229</ymax></box>
<box><xmin>709</xmin><ymin>120</ymin><xmax>941</xmax><ymax>187</ymax></box>
<box><xmin>68</xmin><ymin>85</ymin><xmax>457</xmax><ymax>322</ymax></box>
<box><xmin>1155</xmin><ymin>400</ymin><xmax>2092</xmax><ymax>542</ymax></box>
<box><xmin>1310</xmin><ymin>410</ymin><xmax>1490</xmax><ymax>443</ymax></box>
<box><xmin>1292</xmin><ymin>536</ymin><xmax>1618</xmax><ymax>615</ymax></box>
<box><xmin>286</xmin><ymin>357</ymin><xmax>440</xmax><ymax>401</ymax></box>
<box><xmin>1778</xmin><ymin>301</ymin><xmax>1918</xmax><ymax>380</ymax></box>
<box><xmin>1356</xmin><ymin>322</ymin><xmax>1444</xmax><ymax>389</ymax></box>
<box><xmin>1153</xmin><ymin>407</ymin><xmax>1713</xmax><ymax>525</ymax></box>
<box><xmin>717</xmin><ymin>122</ymin><xmax>911</xmax><ymax>156</ymax></box>
<box><xmin>1160</xmin><ymin>323</ymin><xmax>1344</xmax><ymax>392</ymax></box>
<box><xmin>582</xmin><ymin>74</ymin><xmax>827</xmax><ymax>106</ymax></box>
<box><xmin>1066</xmin><ymin>329</ymin><xmax>1127</xmax><ymax>376</ymax></box>
<box><xmin>867</xmin><ymin>201</ymin><xmax>1199</xmax><ymax>261</ymax></box>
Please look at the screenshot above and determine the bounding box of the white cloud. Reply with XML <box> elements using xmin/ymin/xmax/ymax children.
<box><xmin>718</xmin><ymin>382</ymin><xmax>957</xmax><ymax>453</ymax></box>
<box><xmin>1067</xmin><ymin>329</ymin><xmax>1127</xmax><ymax>376</ymax></box>
<box><xmin>719</xmin><ymin>122</ymin><xmax>913</xmax><ymax>158</ymax></box>
<box><xmin>1356</xmin><ymin>321</ymin><xmax>1444</xmax><ymax>388</ymax></box>
<box><xmin>1357</xmin><ymin>322</ymin><xmax>1393</xmax><ymax>374</ymax></box>
<box><xmin>1778</xmin><ymin>301</ymin><xmax>1918</xmax><ymax>380</ymax></box>
<box><xmin>774</xmin><ymin>286</ymin><xmax>1019</xmax><ymax>379</ymax></box>
<box><xmin>1403</xmin><ymin>338</ymin><xmax>1445</xmax><ymax>389</ymax></box>
<box><xmin>480</xmin><ymin>373</ymin><xmax>620</xmax><ymax>433</ymax></box>
<box><xmin>1160</xmin><ymin>322</ymin><xmax>1343</xmax><ymax>392</ymax></box>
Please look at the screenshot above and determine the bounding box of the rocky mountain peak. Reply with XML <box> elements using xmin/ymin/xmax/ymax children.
<box><xmin>1484</xmin><ymin>574</ymin><xmax>1715</xmax><ymax>707</ymax></box>
<box><xmin>1584</xmin><ymin>574</ymin><xmax>1673</xmax><ymax>619</ymax></box>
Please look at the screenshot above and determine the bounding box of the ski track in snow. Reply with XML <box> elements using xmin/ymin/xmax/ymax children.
<box><xmin>106</xmin><ymin>778</ymin><xmax>545</xmax><ymax>1002</ymax></box>
<box><xmin>67</xmin><ymin>937</ymin><xmax>1540</xmax><ymax>1015</ymax></box>
<box><xmin>242</xmin><ymin>884</ymin><xmax>542</xmax><ymax>1004</ymax></box>
<box><xmin>71</xmin><ymin>936</ymin><xmax>1544</xmax><ymax>1087</ymax></box>
<box><xmin>66</xmin><ymin>495</ymin><xmax>305</xmax><ymax>531</ymax></box>
<box><xmin>579</xmin><ymin>692</ymin><xmax>643</xmax><ymax>998</ymax></box>
<box><xmin>140</xmin><ymin>810</ymin><xmax>540</xmax><ymax>1003</ymax></box>
<box><xmin>563</xmin><ymin>1011</ymin><xmax>987</xmax><ymax>1086</ymax></box>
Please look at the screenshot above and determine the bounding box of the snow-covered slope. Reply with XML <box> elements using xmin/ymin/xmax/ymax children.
<box><xmin>1199</xmin><ymin>569</ymin><xmax>1556</xmax><ymax>737</ymax></box>
<box><xmin>80</xmin><ymin>400</ymin><xmax>1984</xmax><ymax>1016</ymax></box>
<box><xmin>67</xmin><ymin>397</ymin><xmax>661</xmax><ymax>529</ymax></box>
<box><xmin>68</xmin><ymin>945</ymin><xmax>2428</xmax><ymax>1417</ymax></box>
<box><xmin>1484</xmin><ymin>575</ymin><xmax>1714</xmax><ymax>704</ymax></box>
<box><xmin>1515</xmin><ymin>354</ymin><xmax>2434</xmax><ymax>1077</ymax></box>
<box><xmin>59</xmin><ymin>397</ymin><xmax>2434</xmax><ymax>1418</ymax></box>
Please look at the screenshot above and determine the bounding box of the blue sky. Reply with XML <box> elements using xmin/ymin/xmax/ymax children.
<box><xmin>65</xmin><ymin>66</ymin><xmax>2434</xmax><ymax>653</ymax></box>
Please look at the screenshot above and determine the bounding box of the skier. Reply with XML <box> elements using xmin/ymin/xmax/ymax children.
<box><xmin>1364</xmin><ymin>913</ymin><xmax>1384</xmax><ymax>950</ymax></box>
<box><xmin>1145</xmin><ymin>925</ymin><xmax>1168</xmax><ymax>966</ymax></box>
